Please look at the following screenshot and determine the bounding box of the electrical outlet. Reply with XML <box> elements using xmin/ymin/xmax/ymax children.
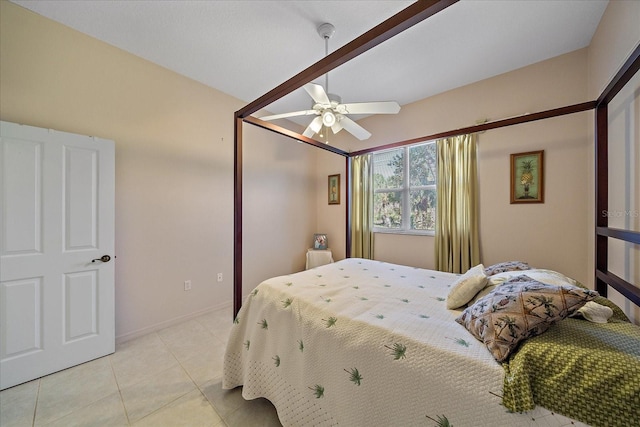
<box><xmin>217</xmin><ymin>273</ymin><xmax>223</xmax><ymax>282</ymax></box>
<box><xmin>184</xmin><ymin>280</ymin><xmax>192</xmax><ymax>291</ymax></box>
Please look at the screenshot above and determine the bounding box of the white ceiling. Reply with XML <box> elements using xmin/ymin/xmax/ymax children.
<box><xmin>12</xmin><ymin>0</ymin><xmax>608</xmax><ymax>121</ymax></box>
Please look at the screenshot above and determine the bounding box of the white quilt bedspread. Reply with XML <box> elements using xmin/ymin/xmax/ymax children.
<box><xmin>223</xmin><ymin>258</ymin><xmax>579</xmax><ymax>426</ymax></box>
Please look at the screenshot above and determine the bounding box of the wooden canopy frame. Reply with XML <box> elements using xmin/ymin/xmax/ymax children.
<box><xmin>594</xmin><ymin>44</ymin><xmax>640</xmax><ymax>306</ymax></box>
<box><xmin>233</xmin><ymin>0</ymin><xmax>640</xmax><ymax>316</ymax></box>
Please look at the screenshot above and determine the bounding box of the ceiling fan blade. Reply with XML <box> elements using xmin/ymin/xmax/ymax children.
<box><xmin>302</xmin><ymin>116</ymin><xmax>323</xmax><ymax>138</ymax></box>
<box><xmin>337</xmin><ymin>101</ymin><xmax>400</xmax><ymax>115</ymax></box>
<box><xmin>260</xmin><ymin>109</ymin><xmax>318</xmax><ymax>121</ymax></box>
<box><xmin>303</xmin><ymin>83</ymin><xmax>331</xmax><ymax>105</ymax></box>
<box><xmin>339</xmin><ymin>116</ymin><xmax>371</xmax><ymax>140</ymax></box>
<box><xmin>331</xmin><ymin>121</ymin><xmax>343</xmax><ymax>134</ymax></box>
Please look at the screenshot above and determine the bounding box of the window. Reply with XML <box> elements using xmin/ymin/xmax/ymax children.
<box><xmin>373</xmin><ymin>142</ymin><xmax>437</xmax><ymax>234</ymax></box>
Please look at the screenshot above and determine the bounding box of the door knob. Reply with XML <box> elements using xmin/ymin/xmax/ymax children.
<box><xmin>91</xmin><ymin>255</ymin><xmax>112</xmax><ymax>263</ymax></box>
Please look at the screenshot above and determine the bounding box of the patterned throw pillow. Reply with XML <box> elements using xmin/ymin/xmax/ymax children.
<box><xmin>455</xmin><ymin>275</ymin><xmax>599</xmax><ymax>362</ymax></box>
<box><xmin>484</xmin><ymin>261</ymin><xmax>531</xmax><ymax>276</ymax></box>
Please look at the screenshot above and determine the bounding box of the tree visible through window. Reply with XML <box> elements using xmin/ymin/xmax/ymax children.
<box><xmin>373</xmin><ymin>142</ymin><xmax>437</xmax><ymax>233</ymax></box>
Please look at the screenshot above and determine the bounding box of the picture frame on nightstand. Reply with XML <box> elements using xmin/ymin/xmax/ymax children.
<box><xmin>313</xmin><ymin>233</ymin><xmax>328</xmax><ymax>250</ymax></box>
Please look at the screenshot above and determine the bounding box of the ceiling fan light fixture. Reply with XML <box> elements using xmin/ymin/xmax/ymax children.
<box><xmin>322</xmin><ymin>110</ymin><xmax>336</xmax><ymax>127</ymax></box>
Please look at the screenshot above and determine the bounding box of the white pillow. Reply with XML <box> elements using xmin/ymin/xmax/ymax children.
<box><xmin>488</xmin><ymin>268</ymin><xmax>577</xmax><ymax>287</ymax></box>
<box><xmin>573</xmin><ymin>301</ymin><xmax>613</xmax><ymax>323</ymax></box>
<box><xmin>446</xmin><ymin>264</ymin><xmax>488</xmax><ymax>309</ymax></box>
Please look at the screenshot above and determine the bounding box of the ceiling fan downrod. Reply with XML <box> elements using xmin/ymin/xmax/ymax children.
<box><xmin>318</xmin><ymin>23</ymin><xmax>335</xmax><ymax>95</ymax></box>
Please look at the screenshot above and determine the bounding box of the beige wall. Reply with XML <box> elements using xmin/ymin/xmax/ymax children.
<box><xmin>587</xmin><ymin>0</ymin><xmax>640</xmax><ymax>99</ymax></box>
<box><xmin>243</xmin><ymin>125</ymin><xmax>317</xmax><ymax>297</ymax></box>
<box><xmin>0</xmin><ymin>1</ymin><xmax>318</xmax><ymax>341</ymax></box>
<box><xmin>315</xmin><ymin>149</ymin><xmax>347</xmax><ymax>261</ymax></box>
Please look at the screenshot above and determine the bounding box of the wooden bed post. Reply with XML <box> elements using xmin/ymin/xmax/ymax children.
<box><xmin>594</xmin><ymin>104</ymin><xmax>608</xmax><ymax>298</ymax></box>
<box><xmin>233</xmin><ymin>113</ymin><xmax>243</xmax><ymax>318</ymax></box>
<box><xmin>346</xmin><ymin>156</ymin><xmax>352</xmax><ymax>258</ymax></box>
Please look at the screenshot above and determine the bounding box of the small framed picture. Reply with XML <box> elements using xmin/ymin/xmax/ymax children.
<box><xmin>313</xmin><ymin>233</ymin><xmax>328</xmax><ymax>250</ymax></box>
<box><xmin>328</xmin><ymin>174</ymin><xmax>340</xmax><ymax>205</ymax></box>
<box><xmin>510</xmin><ymin>150</ymin><xmax>544</xmax><ymax>204</ymax></box>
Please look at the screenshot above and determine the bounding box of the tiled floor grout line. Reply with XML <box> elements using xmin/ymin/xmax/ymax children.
<box><xmin>132</xmin><ymin>324</ymin><xmax>223</xmax><ymax>426</ymax></box>
<box><xmin>130</xmin><ymin>332</ymin><xmax>190</xmax><ymax>426</ymax></box>
<box><xmin>107</xmin><ymin>353</ymin><xmax>132</xmax><ymax>426</ymax></box>
<box><xmin>31</xmin><ymin>379</ymin><xmax>41</xmax><ymax>427</ymax></box>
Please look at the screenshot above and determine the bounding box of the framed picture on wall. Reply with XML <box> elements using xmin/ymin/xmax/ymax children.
<box><xmin>313</xmin><ymin>234</ymin><xmax>328</xmax><ymax>250</ymax></box>
<box><xmin>510</xmin><ymin>150</ymin><xmax>544</xmax><ymax>204</ymax></box>
<box><xmin>328</xmin><ymin>174</ymin><xmax>340</xmax><ymax>205</ymax></box>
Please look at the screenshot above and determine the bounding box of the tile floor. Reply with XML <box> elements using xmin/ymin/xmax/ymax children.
<box><xmin>0</xmin><ymin>305</ymin><xmax>282</xmax><ymax>427</ymax></box>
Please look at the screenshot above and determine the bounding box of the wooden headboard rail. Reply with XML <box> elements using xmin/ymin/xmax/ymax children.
<box><xmin>233</xmin><ymin>1</ymin><xmax>640</xmax><ymax>315</ymax></box>
<box><xmin>594</xmin><ymin>43</ymin><xmax>640</xmax><ymax>307</ymax></box>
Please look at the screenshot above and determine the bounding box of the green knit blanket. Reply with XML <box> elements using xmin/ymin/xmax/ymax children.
<box><xmin>502</xmin><ymin>300</ymin><xmax>640</xmax><ymax>427</ymax></box>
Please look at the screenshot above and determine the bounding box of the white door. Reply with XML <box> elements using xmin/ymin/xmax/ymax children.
<box><xmin>0</xmin><ymin>121</ymin><xmax>115</xmax><ymax>390</ymax></box>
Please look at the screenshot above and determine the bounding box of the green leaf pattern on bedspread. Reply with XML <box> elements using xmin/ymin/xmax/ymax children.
<box><xmin>323</xmin><ymin>316</ymin><xmax>337</xmax><ymax>328</ymax></box>
<box><xmin>310</xmin><ymin>384</ymin><xmax>325</xmax><ymax>398</ymax></box>
<box><xmin>426</xmin><ymin>414</ymin><xmax>452</xmax><ymax>427</ymax></box>
<box><xmin>447</xmin><ymin>337</ymin><xmax>471</xmax><ymax>347</ymax></box>
<box><xmin>502</xmin><ymin>316</ymin><xmax>640</xmax><ymax>427</ymax></box>
<box><xmin>345</xmin><ymin>367</ymin><xmax>363</xmax><ymax>386</ymax></box>
<box><xmin>385</xmin><ymin>343</ymin><xmax>407</xmax><ymax>360</ymax></box>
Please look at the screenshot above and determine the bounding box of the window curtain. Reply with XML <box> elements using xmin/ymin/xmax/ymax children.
<box><xmin>350</xmin><ymin>154</ymin><xmax>374</xmax><ymax>259</ymax></box>
<box><xmin>435</xmin><ymin>133</ymin><xmax>480</xmax><ymax>273</ymax></box>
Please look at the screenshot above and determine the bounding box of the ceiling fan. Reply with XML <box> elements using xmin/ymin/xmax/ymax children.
<box><xmin>259</xmin><ymin>23</ymin><xmax>401</xmax><ymax>141</ymax></box>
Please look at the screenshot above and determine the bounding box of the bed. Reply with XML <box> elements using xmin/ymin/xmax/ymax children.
<box><xmin>223</xmin><ymin>258</ymin><xmax>640</xmax><ymax>426</ymax></box>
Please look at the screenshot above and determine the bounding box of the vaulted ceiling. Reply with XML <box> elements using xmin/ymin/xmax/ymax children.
<box><xmin>12</xmin><ymin>0</ymin><xmax>608</xmax><ymax>119</ymax></box>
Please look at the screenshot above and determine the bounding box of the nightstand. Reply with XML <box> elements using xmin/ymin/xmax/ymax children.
<box><xmin>306</xmin><ymin>249</ymin><xmax>334</xmax><ymax>269</ymax></box>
